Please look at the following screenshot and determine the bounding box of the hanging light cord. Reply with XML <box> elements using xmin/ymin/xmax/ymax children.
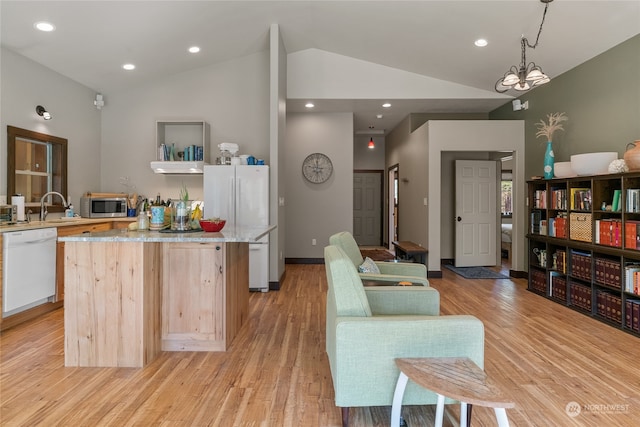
<box><xmin>522</xmin><ymin>0</ymin><xmax>551</xmax><ymax>50</ymax></box>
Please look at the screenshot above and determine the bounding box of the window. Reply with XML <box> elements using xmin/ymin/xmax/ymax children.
<box><xmin>7</xmin><ymin>126</ymin><xmax>67</xmax><ymax>213</ymax></box>
<box><xmin>501</xmin><ymin>170</ymin><xmax>512</xmax><ymax>216</ymax></box>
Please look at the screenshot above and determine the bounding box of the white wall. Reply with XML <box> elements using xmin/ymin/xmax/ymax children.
<box><xmin>100</xmin><ymin>51</ymin><xmax>270</xmax><ymax>202</ymax></box>
<box><xmin>0</xmin><ymin>47</ymin><xmax>101</xmax><ymax>208</ymax></box>
<box><xmin>285</xmin><ymin>112</ymin><xmax>353</xmax><ymax>258</ymax></box>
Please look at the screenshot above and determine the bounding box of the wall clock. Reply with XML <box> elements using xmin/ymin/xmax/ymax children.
<box><xmin>302</xmin><ymin>152</ymin><xmax>333</xmax><ymax>183</ymax></box>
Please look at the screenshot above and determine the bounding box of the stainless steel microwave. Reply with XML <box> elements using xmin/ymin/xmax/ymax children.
<box><xmin>79</xmin><ymin>196</ymin><xmax>127</xmax><ymax>218</ymax></box>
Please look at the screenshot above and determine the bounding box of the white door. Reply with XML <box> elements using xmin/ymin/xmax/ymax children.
<box><xmin>455</xmin><ymin>160</ymin><xmax>498</xmax><ymax>267</ymax></box>
<box><xmin>353</xmin><ymin>172</ymin><xmax>382</xmax><ymax>246</ymax></box>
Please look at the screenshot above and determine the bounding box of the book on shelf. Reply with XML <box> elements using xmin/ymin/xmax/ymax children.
<box><xmin>624</xmin><ymin>262</ymin><xmax>640</xmax><ymax>295</ymax></box>
<box><xmin>627</xmin><ymin>189</ymin><xmax>640</xmax><ymax>213</ymax></box>
<box><xmin>611</xmin><ymin>189</ymin><xmax>622</xmax><ymax>212</ymax></box>
<box><xmin>540</xmin><ymin>219</ymin><xmax>547</xmax><ymax>236</ymax></box>
<box><xmin>596</xmin><ymin>219</ymin><xmax>622</xmax><ymax>247</ymax></box>
<box><xmin>550</xmin><ymin>187</ymin><xmax>567</xmax><ymax>210</ymax></box>
<box><xmin>570</xmin><ymin>188</ymin><xmax>592</xmax><ymax>210</ymax></box>
<box><xmin>533</xmin><ymin>190</ymin><xmax>547</xmax><ymax>209</ymax></box>
<box><xmin>530</xmin><ymin>211</ymin><xmax>542</xmax><ymax>234</ymax></box>
<box><xmin>625</xmin><ymin>220</ymin><xmax>640</xmax><ymax>250</ymax></box>
<box><xmin>625</xmin><ymin>300</ymin><xmax>640</xmax><ymax>331</ymax></box>
<box><xmin>548</xmin><ymin>213</ymin><xmax>567</xmax><ymax>238</ymax></box>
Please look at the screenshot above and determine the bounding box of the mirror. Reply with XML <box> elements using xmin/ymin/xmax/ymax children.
<box><xmin>7</xmin><ymin>126</ymin><xmax>67</xmax><ymax>213</ymax></box>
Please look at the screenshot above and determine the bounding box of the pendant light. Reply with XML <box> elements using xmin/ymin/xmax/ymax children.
<box><xmin>368</xmin><ymin>138</ymin><xmax>375</xmax><ymax>149</ymax></box>
<box><xmin>495</xmin><ymin>0</ymin><xmax>553</xmax><ymax>93</ymax></box>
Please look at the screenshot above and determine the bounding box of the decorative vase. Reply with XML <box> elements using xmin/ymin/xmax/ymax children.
<box><xmin>543</xmin><ymin>141</ymin><xmax>554</xmax><ymax>179</ymax></box>
<box><xmin>624</xmin><ymin>140</ymin><xmax>640</xmax><ymax>171</ymax></box>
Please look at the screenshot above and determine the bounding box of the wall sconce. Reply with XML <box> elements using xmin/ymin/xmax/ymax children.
<box><xmin>36</xmin><ymin>105</ymin><xmax>52</xmax><ymax>120</ymax></box>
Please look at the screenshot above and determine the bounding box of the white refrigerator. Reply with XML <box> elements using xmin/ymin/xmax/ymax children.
<box><xmin>203</xmin><ymin>165</ymin><xmax>269</xmax><ymax>292</ymax></box>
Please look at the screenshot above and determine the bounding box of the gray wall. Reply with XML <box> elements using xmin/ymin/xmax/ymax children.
<box><xmin>0</xmin><ymin>47</ymin><xmax>102</xmax><ymax>209</ymax></box>
<box><xmin>285</xmin><ymin>112</ymin><xmax>353</xmax><ymax>258</ymax></box>
<box><xmin>385</xmin><ymin>113</ymin><xmax>491</xmax><ymax>253</ymax></box>
<box><xmin>269</xmin><ymin>24</ymin><xmax>287</xmax><ymax>281</ymax></box>
<box><xmin>490</xmin><ymin>34</ymin><xmax>640</xmax><ymax>177</ymax></box>
<box><xmin>354</xmin><ymin>135</ymin><xmax>385</xmax><ymax>170</ymax></box>
<box><xmin>100</xmin><ymin>51</ymin><xmax>270</xmax><ymax>202</ymax></box>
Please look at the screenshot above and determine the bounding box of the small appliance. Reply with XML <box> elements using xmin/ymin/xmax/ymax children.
<box><xmin>0</xmin><ymin>205</ymin><xmax>17</xmax><ymax>224</ymax></box>
<box><xmin>80</xmin><ymin>195</ymin><xmax>127</xmax><ymax>218</ymax></box>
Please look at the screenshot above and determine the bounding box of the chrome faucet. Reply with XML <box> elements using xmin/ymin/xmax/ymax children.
<box><xmin>40</xmin><ymin>191</ymin><xmax>68</xmax><ymax>221</ymax></box>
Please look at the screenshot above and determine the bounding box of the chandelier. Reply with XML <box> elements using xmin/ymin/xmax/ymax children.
<box><xmin>495</xmin><ymin>0</ymin><xmax>553</xmax><ymax>93</ymax></box>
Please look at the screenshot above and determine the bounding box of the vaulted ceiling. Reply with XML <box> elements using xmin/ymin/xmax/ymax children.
<box><xmin>2</xmin><ymin>1</ymin><xmax>639</xmax><ymax>133</ymax></box>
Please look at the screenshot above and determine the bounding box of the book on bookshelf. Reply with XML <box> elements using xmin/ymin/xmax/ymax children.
<box><xmin>611</xmin><ymin>189</ymin><xmax>622</xmax><ymax>212</ymax></box>
<box><xmin>570</xmin><ymin>188</ymin><xmax>592</xmax><ymax>210</ymax></box>
<box><xmin>596</xmin><ymin>219</ymin><xmax>622</xmax><ymax>247</ymax></box>
<box><xmin>531</xmin><ymin>211</ymin><xmax>542</xmax><ymax>234</ymax></box>
<box><xmin>625</xmin><ymin>220</ymin><xmax>640</xmax><ymax>250</ymax></box>
<box><xmin>627</xmin><ymin>189</ymin><xmax>640</xmax><ymax>212</ymax></box>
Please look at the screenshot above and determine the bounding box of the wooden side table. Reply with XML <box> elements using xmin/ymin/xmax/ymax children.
<box><xmin>391</xmin><ymin>357</ymin><xmax>515</xmax><ymax>427</ymax></box>
<box><xmin>392</xmin><ymin>241</ymin><xmax>428</xmax><ymax>265</ymax></box>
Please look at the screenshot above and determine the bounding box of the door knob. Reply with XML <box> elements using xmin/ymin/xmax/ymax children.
<box><xmin>457</xmin><ymin>216</ymin><xmax>462</xmax><ymax>222</ymax></box>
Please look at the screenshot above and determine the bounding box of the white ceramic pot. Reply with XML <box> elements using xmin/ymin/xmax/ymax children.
<box><xmin>554</xmin><ymin>161</ymin><xmax>575</xmax><ymax>178</ymax></box>
<box><xmin>570</xmin><ymin>152</ymin><xmax>618</xmax><ymax>176</ymax></box>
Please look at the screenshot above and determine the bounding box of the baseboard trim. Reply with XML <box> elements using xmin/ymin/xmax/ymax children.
<box><xmin>428</xmin><ymin>270</ymin><xmax>443</xmax><ymax>278</ymax></box>
<box><xmin>285</xmin><ymin>258</ymin><xmax>324</xmax><ymax>264</ymax></box>
<box><xmin>509</xmin><ymin>270</ymin><xmax>527</xmax><ymax>278</ymax></box>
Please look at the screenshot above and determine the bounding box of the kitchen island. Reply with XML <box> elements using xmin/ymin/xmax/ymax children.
<box><xmin>60</xmin><ymin>225</ymin><xmax>273</xmax><ymax>368</ymax></box>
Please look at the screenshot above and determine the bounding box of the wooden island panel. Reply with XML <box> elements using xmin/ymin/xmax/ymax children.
<box><xmin>64</xmin><ymin>241</ymin><xmax>162</xmax><ymax>367</ymax></box>
<box><xmin>162</xmin><ymin>242</ymin><xmax>248</xmax><ymax>351</ymax></box>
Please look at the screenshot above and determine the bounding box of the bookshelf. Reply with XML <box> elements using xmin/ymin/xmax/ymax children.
<box><xmin>528</xmin><ymin>172</ymin><xmax>640</xmax><ymax>337</ymax></box>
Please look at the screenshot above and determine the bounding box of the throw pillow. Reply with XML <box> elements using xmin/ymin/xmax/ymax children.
<box><xmin>358</xmin><ymin>257</ymin><xmax>380</xmax><ymax>274</ymax></box>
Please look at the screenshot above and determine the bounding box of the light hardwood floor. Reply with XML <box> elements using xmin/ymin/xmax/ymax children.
<box><xmin>1</xmin><ymin>263</ymin><xmax>639</xmax><ymax>426</ymax></box>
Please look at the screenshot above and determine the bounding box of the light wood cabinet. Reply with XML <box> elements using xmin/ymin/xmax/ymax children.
<box><xmin>56</xmin><ymin>222</ymin><xmax>112</xmax><ymax>302</ymax></box>
<box><xmin>162</xmin><ymin>242</ymin><xmax>249</xmax><ymax>351</ymax></box>
<box><xmin>1</xmin><ymin>219</ymin><xmax>133</xmax><ymax>331</ymax></box>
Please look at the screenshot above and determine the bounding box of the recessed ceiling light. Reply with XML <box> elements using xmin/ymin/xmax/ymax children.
<box><xmin>34</xmin><ymin>21</ymin><xmax>55</xmax><ymax>32</ymax></box>
<box><xmin>305</xmin><ymin>102</ymin><xmax>315</xmax><ymax>108</ymax></box>
<box><xmin>122</xmin><ymin>64</ymin><xmax>136</xmax><ymax>71</ymax></box>
<box><xmin>474</xmin><ymin>38</ymin><xmax>488</xmax><ymax>47</ymax></box>
<box><xmin>376</xmin><ymin>114</ymin><xmax>383</xmax><ymax>119</ymax></box>
<box><xmin>382</xmin><ymin>103</ymin><xmax>391</xmax><ymax>108</ymax></box>
<box><xmin>188</xmin><ymin>46</ymin><xmax>200</xmax><ymax>53</ymax></box>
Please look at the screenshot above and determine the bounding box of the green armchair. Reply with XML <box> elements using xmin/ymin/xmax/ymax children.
<box><xmin>324</xmin><ymin>245</ymin><xmax>485</xmax><ymax>427</ymax></box>
<box><xmin>329</xmin><ymin>231</ymin><xmax>429</xmax><ymax>285</ymax></box>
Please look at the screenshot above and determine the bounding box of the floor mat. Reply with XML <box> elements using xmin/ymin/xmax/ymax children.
<box><xmin>443</xmin><ymin>264</ymin><xmax>510</xmax><ymax>279</ymax></box>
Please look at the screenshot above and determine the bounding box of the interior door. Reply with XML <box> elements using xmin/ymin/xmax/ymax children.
<box><xmin>353</xmin><ymin>172</ymin><xmax>382</xmax><ymax>246</ymax></box>
<box><xmin>454</xmin><ymin>160</ymin><xmax>498</xmax><ymax>267</ymax></box>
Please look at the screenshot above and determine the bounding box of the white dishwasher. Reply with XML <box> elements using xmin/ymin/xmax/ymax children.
<box><xmin>2</xmin><ymin>227</ymin><xmax>57</xmax><ymax>316</ymax></box>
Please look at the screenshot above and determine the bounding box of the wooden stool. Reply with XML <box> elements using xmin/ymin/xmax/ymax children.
<box><xmin>391</xmin><ymin>357</ymin><xmax>515</xmax><ymax>427</ymax></box>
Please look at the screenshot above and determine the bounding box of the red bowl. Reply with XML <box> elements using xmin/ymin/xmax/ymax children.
<box><xmin>199</xmin><ymin>219</ymin><xmax>226</xmax><ymax>232</ymax></box>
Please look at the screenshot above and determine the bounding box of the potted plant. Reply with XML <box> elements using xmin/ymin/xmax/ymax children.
<box><xmin>171</xmin><ymin>184</ymin><xmax>192</xmax><ymax>230</ymax></box>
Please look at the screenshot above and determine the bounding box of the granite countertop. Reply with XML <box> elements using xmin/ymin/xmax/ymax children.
<box><xmin>58</xmin><ymin>224</ymin><xmax>275</xmax><ymax>243</ymax></box>
<box><xmin>0</xmin><ymin>217</ymin><xmax>135</xmax><ymax>233</ymax></box>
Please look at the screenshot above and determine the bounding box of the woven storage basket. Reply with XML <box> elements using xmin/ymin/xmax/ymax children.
<box><xmin>570</xmin><ymin>212</ymin><xmax>592</xmax><ymax>242</ymax></box>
